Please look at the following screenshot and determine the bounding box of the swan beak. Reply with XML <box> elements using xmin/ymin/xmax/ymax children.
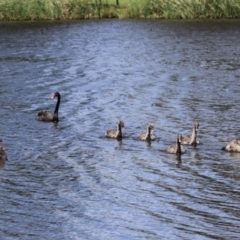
<box><xmin>51</xmin><ymin>93</ymin><xmax>55</xmax><ymax>99</ymax></box>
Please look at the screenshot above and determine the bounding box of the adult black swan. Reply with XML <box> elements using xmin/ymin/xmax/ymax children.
<box><xmin>38</xmin><ymin>92</ymin><xmax>61</xmax><ymax>122</ymax></box>
<box><xmin>0</xmin><ymin>139</ymin><xmax>7</xmax><ymax>161</ymax></box>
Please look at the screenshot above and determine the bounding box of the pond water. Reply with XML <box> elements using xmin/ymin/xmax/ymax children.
<box><xmin>0</xmin><ymin>19</ymin><xmax>240</xmax><ymax>240</ymax></box>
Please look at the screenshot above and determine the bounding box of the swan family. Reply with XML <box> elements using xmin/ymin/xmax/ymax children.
<box><xmin>0</xmin><ymin>91</ymin><xmax>240</xmax><ymax>161</ymax></box>
<box><xmin>105</xmin><ymin>120</ymin><xmax>199</xmax><ymax>155</ymax></box>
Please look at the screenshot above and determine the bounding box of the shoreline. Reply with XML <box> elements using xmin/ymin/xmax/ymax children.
<box><xmin>1</xmin><ymin>0</ymin><xmax>240</xmax><ymax>21</ymax></box>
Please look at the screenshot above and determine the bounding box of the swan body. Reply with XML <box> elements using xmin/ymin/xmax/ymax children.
<box><xmin>105</xmin><ymin>120</ymin><xmax>124</xmax><ymax>139</ymax></box>
<box><xmin>0</xmin><ymin>139</ymin><xmax>7</xmax><ymax>161</ymax></box>
<box><xmin>139</xmin><ymin>123</ymin><xmax>156</xmax><ymax>141</ymax></box>
<box><xmin>181</xmin><ymin>121</ymin><xmax>199</xmax><ymax>145</ymax></box>
<box><xmin>167</xmin><ymin>134</ymin><xmax>185</xmax><ymax>154</ymax></box>
<box><xmin>38</xmin><ymin>92</ymin><xmax>61</xmax><ymax>122</ymax></box>
<box><xmin>222</xmin><ymin>140</ymin><xmax>240</xmax><ymax>152</ymax></box>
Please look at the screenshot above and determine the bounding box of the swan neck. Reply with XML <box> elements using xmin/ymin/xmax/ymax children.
<box><xmin>54</xmin><ymin>94</ymin><xmax>61</xmax><ymax>114</ymax></box>
<box><xmin>146</xmin><ymin>127</ymin><xmax>151</xmax><ymax>140</ymax></box>
<box><xmin>176</xmin><ymin>140</ymin><xmax>181</xmax><ymax>154</ymax></box>
<box><xmin>190</xmin><ymin>127</ymin><xmax>197</xmax><ymax>144</ymax></box>
<box><xmin>148</xmin><ymin>127</ymin><xmax>151</xmax><ymax>134</ymax></box>
<box><xmin>117</xmin><ymin>124</ymin><xmax>122</xmax><ymax>137</ymax></box>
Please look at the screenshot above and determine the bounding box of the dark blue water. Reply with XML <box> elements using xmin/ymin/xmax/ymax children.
<box><xmin>1</xmin><ymin>19</ymin><xmax>240</xmax><ymax>240</ymax></box>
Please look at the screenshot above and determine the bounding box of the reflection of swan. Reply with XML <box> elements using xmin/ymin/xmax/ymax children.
<box><xmin>0</xmin><ymin>160</ymin><xmax>5</xmax><ymax>168</ymax></box>
<box><xmin>222</xmin><ymin>140</ymin><xmax>240</xmax><ymax>152</ymax></box>
<box><xmin>182</xmin><ymin>121</ymin><xmax>199</xmax><ymax>145</ymax></box>
<box><xmin>38</xmin><ymin>92</ymin><xmax>61</xmax><ymax>122</ymax></box>
<box><xmin>139</xmin><ymin>123</ymin><xmax>156</xmax><ymax>141</ymax></box>
<box><xmin>0</xmin><ymin>139</ymin><xmax>7</xmax><ymax>161</ymax></box>
<box><xmin>105</xmin><ymin>120</ymin><xmax>124</xmax><ymax>139</ymax></box>
<box><xmin>225</xmin><ymin>151</ymin><xmax>240</xmax><ymax>159</ymax></box>
<box><xmin>167</xmin><ymin>134</ymin><xmax>185</xmax><ymax>154</ymax></box>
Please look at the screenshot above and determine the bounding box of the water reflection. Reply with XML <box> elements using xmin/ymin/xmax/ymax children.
<box><xmin>225</xmin><ymin>151</ymin><xmax>240</xmax><ymax>160</ymax></box>
<box><xmin>0</xmin><ymin>160</ymin><xmax>5</xmax><ymax>168</ymax></box>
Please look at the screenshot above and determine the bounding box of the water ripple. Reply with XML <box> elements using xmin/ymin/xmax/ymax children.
<box><xmin>1</xmin><ymin>19</ymin><xmax>240</xmax><ymax>240</ymax></box>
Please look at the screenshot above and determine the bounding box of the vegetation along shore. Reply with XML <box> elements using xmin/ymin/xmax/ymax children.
<box><xmin>0</xmin><ymin>0</ymin><xmax>240</xmax><ymax>21</ymax></box>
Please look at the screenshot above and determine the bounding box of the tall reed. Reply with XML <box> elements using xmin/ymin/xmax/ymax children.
<box><xmin>141</xmin><ymin>0</ymin><xmax>240</xmax><ymax>19</ymax></box>
<box><xmin>0</xmin><ymin>0</ymin><xmax>240</xmax><ymax>20</ymax></box>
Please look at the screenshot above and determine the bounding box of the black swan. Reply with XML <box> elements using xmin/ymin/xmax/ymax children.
<box><xmin>105</xmin><ymin>120</ymin><xmax>125</xmax><ymax>139</ymax></box>
<box><xmin>167</xmin><ymin>134</ymin><xmax>185</xmax><ymax>154</ymax></box>
<box><xmin>38</xmin><ymin>92</ymin><xmax>61</xmax><ymax>122</ymax></box>
<box><xmin>0</xmin><ymin>139</ymin><xmax>7</xmax><ymax>161</ymax></box>
<box><xmin>181</xmin><ymin>121</ymin><xmax>199</xmax><ymax>145</ymax></box>
<box><xmin>139</xmin><ymin>123</ymin><xmax>156</xmax><ymax>141</ymax></box>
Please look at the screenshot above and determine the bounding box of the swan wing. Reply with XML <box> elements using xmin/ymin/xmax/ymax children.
<box><xmin>105</xmin><ymin>129</ymin><xmax>117</xmax><ymax>138</ymax></box>
<box><xmin>151</xmin><ymin>134</ymin><xmax>156</xmax><ymax>141</ymax></box>
<box><xmin>167</xmin><ymin>144</ymin><xmax>177</xmax><ymax>153</ymax></box>
<box><xmin>181</xmin><ymin>135</ymin><xmax>191</xmax><ymax>145</ymax></box>
<box><xmin>139</xmin><ymin>132</ymin><xmax>147</xmax><ymax>140</ymax></box>
<box><xmin>38</xmin><ymin>111</ymin><xmax>54</xmax><ymax>121</ymax></box>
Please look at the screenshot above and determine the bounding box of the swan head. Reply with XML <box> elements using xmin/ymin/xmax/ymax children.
<box><xmin>118</xmin><ymin>120</ymin><xmax>125</xmax><ymax>128</ymax></box>
<box><xmin>194</xmin><ymin>121</ymin><xmax>199</xmax><ymax>131</ymax></box>
<box><xmin>51</xmin><ymin>92</ymin><xmax>60</xmax><ymax>99</ymax></box>
<box><xmin>177</xmin><ymin>134</ymin><xmax>182</xmax><ymax>143</ymax></box>
<box><xmin>148</xmin><ymin>123</ymin><xmax>154</xmax><ymax>131</ymax></box>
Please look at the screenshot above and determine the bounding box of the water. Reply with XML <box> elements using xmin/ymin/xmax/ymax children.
<box><xmin>0</xmin><ymin>19</ymin><xmax>240</xmax><ymax>240</ymax></box>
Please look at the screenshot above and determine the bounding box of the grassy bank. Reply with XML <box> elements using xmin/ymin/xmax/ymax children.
<box><xmin>0</xmin><ymin>0</ymin><xmax>240</xmax><ymax>20</ymax></box>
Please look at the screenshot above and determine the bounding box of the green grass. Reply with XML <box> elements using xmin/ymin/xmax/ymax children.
<box><xmin>0</xmin><ymin>0</ymin><xmax>240</xmax><ymax>20</ymax></box>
